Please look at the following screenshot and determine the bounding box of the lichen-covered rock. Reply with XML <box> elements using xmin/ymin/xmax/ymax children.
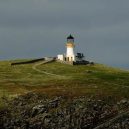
<box><xmin>32</xmin><ymin>105</ymin><xmax>47</xmax><ymax>117</ymax></box>
<box><xmin>0</xmin><ymin>93</ymin><xmax>129</xmax><ymax>129</ymax></box>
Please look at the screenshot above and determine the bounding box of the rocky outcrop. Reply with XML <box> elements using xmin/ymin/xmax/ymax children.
<box><xmin>0</xmin><ymin>93</ymin><xmax>129</xmax><ymax>129</ymax></box>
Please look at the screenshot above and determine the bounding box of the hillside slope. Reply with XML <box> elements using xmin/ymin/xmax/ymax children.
<box><xmin>0</xmin><ymin>60</ymin><xmax>129</xmax><ymax>98</ymax></box>
<box><xmin>1</xmin><ymin>60</ymin><xmax>129</xmax><ymax>129</ymax></box>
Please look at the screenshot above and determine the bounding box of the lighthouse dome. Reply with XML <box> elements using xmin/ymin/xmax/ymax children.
<box><xmin>67</xmin><ymin>34</ymin><xmax>74</xmax><ymax>39</ymax></box>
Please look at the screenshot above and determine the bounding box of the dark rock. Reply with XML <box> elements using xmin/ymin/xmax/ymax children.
<box><xmin>1</xmin><ymin>93</ymin><xmax>129</xmax><ymax>129</ymax></box>
<box><xmin>32</xmin><ymin>105</ymin><xmax>47</xmax><ymax>117</ymax></box>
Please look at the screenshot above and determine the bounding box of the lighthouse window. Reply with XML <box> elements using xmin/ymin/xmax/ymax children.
<box><xmin>67</xmin><ymin>39</ymin><xmax>74</xmax><ymax>43</ymax></box>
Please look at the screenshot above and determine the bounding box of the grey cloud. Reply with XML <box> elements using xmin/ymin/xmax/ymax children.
<box><xmin>0</xmin><ymin>0</ymin><xmax>129</xmax><ymax>69</ymax></box>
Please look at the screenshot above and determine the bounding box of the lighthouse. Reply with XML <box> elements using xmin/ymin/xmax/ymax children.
<box><xmin>66</xmin><ymin>34</ymin><xmax>75</xmax><ymax>61</ymax></box>
<box><xmin>57</xmin><ymin>34</ymin><xmax>86</xmax><ymax>64</ymax></box>
<box><xmin>57</xmin><ymin>34</ymin><xmax>76</xmax><ymax>62</ymax></box>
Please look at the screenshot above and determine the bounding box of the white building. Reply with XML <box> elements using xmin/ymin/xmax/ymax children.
<box><xmin>57</xmin><ymin>35</ymin><xmax>84</xmax><ymax>62</ymax></box>
<box><xmin>57</xmin><ymin>54</ymin><xmax>65</xmax><ymax>61</ymax></box>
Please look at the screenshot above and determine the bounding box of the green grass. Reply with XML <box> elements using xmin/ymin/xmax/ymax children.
<box><xmin>0</xmin><ymin>60</ymin><xmax>129</xmax><ymax>100</ymax></box>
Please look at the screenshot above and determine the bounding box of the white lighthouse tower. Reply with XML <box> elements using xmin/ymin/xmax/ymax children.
<box><xmin>57</xmin><ymin>35</ymin><xmax>88</xmax><ymax>65</ymax></box>
<box><xmin>66</xmin><ymin>34</ymin><xmax>75</xmax><ymax>61</ymax></box>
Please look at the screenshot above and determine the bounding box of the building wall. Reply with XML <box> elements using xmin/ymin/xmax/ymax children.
<box><xmin>57</xmin><ymin>55</ymin><xmax>64</xmax><ymax>61</ymax></box>
<box><xmin>66</xmin><ymin>55</ymin><xmax>75</xmax><ymax>61</ymax></box>
<box><xmin>66</xmin><ymin>47</ymin><xmax>74</xmax><ymax>56</ymax></box>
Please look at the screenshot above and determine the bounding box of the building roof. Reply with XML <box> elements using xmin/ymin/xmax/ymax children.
<box><xmin>67</xmin><ymin>34</ymin><xmax>74</xmax><ymax>39</ymax></box>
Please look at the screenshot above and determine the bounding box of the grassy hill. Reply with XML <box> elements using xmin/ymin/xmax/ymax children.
<box><xmin>1</xmin><ymin>59</ymin><xmax>129</xmax><ymax>129</ymax></box>
<box><xmin>0</xmin><ymin>59</ymin><xmax>129</xmax><ymax>98</ymax></box>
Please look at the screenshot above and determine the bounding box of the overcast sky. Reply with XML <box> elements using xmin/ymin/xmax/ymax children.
<box><xmin>0</xmin><ymin>0</ymin><xmax>129</xmax><ymax>69</ymax></box>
